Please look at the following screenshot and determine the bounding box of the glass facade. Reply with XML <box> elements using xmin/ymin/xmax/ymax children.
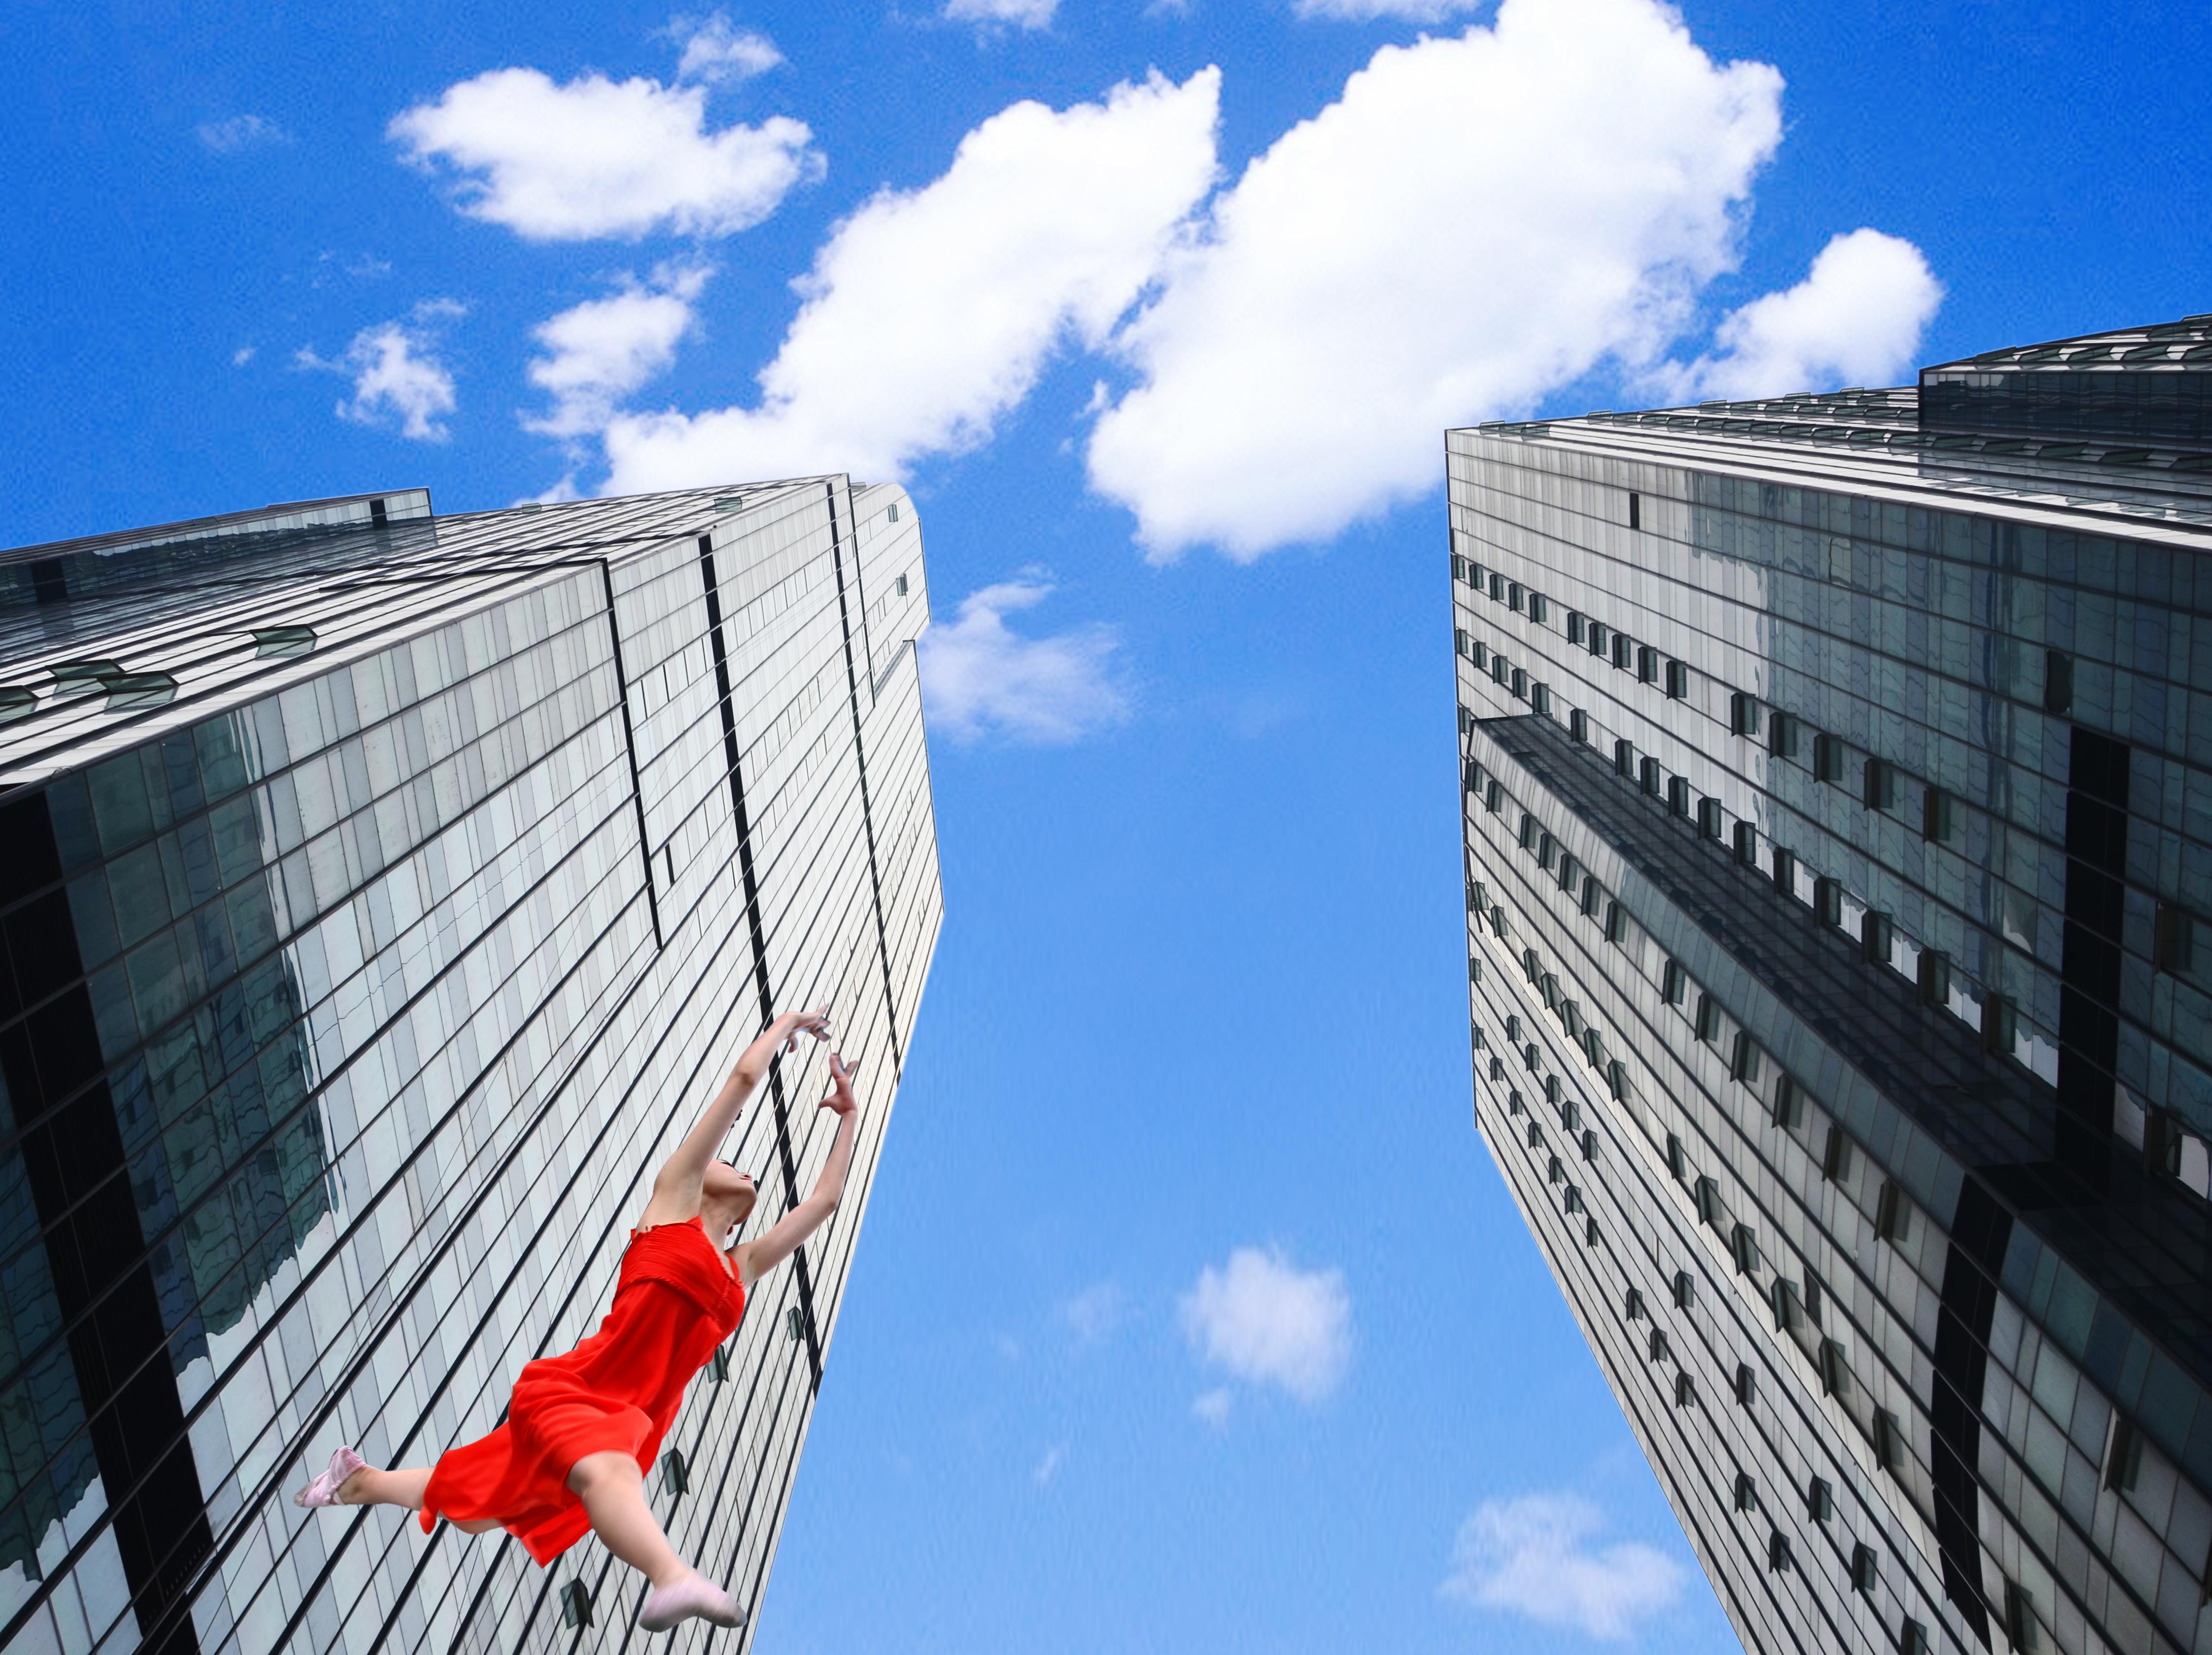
<box><xmin>1452</xmin><ymin>315</ymin><xmax>2212</xmax><ymax>1655</ymax></box>
<box><xmin>0</xmin><ymin>477</ymin><xmax>942</xmax><ymax>1653</ymax></box>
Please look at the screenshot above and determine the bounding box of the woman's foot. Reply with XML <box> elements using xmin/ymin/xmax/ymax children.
<box><xmin>639</xmin><ymin>1571</ymin><xmax>745</xmax><ymax>1632</ymax></box>
<box><xmin>293</xmin><ymin>1447</ymin><xmax>368</xmax><ymax>1509</ymax></box>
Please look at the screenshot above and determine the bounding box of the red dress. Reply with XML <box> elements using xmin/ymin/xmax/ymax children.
<box><xmin>420</xmin><ymin>1216</ymin><xmax>745</xmax><ymax>1564</ymax></box>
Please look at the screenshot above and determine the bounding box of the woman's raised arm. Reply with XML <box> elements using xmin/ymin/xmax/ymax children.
<box><xmin>641</xmin><ymin>1007</ymin><xmax>828</xmax><ymax>1227</ymax></box>
<box><xmin>737</xmin><ymin>1053</ymin><xmax>860</xmax><ymax>1289</ymax></box>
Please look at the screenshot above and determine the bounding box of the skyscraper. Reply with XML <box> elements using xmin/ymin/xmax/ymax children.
<box><xmin>1452</xmin><ymin>318</ymin><xmax>2212</xmax><ymax>1655</ymax></box>
<box><xmin>0</xmin><ymin>478</ymin><xmax>941</xmax><ymax>1653</ymax></box>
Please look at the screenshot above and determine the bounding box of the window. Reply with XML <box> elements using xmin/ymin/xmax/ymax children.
<box><xmin>1519</xmin><ymin>812</ymin><xmax>1538</xmax><ymax>850</ymax></box>
<box><xmin>1511</xmin><ymin>667</ymin><xmax>1528</xmax><ymax>700</ymax></box>
<box><xmin>1584</xmin><ymin>1216</ymin><xmax>1600</xmax><ymax>1246</ymax></box>
<box><xmin>1901</xmin><ymin>1620</ymin><xmax>1930</xmax><ymax>1655</ymax></box>
<box><xmin>1874</xmin><ymin>1409</ymin><xmax>1903</xmax><ymax>1471</ymax></box>
<box><xmin>1875</xmin><ymin>1179</ymin><xmax>1911</xmax><ymax>1243</ymax></box>
<box><xmin>1528</xmin><ymin>594</ymin><xmax>1548</xmax><ymax>625</ymax></box>
<box><xmin>1814</xmin><ymin>876</ymin><xmax>1843</xmax><ymax>927</ymax></box>
<box><xmin>1767</xmin><ymin>1532</ymin><xmax>1792</xmax><ymax>1573</ymax></box>
<box><xmin>1852</xmin><ymin>1543</ymin><xmax>1878</xmax><ymax>1595</ymax></box>
<box><xmin>1569</xmin><ymin>708</ymin><xmax>1588</xmax><ymax>743</ymax></box>
<box><xmin>1918</xmin><ymin>949</ymin><xmax>1950</xmax><ymax>1005</ymax></box>
<box><xmin>1582</xmin><ymin>1130</ymin><xmax>1598</xmax><ymax>1162</ymax></box>
<box><xmin>1772</xmin><ymin>1279</ymin><xmax>1801</xmax><ymax>1332</ymax></box>
<box><xmin>1695</xmin><ymin>1176</ymin><xmax>1722</xmax><ymax>1227</ymax></box>
<box><xmin>1604</xmin><ymin>900</ymin><xmax>1627</xmax><ymax>944</ymax></box>
<box><xmin>2103</xmin><ymin>1415</ymin><xmax>2143</xmax><ymax>1492</ymax></box>
<box><xmin>1822</xmin><ymin>1126</ymin><xmax>1853</xmax><ymax>1181</ymax></box>
<box><xmin>894</xmin><ymin>573</ymin><xmax>910</xmax><ymax>596</ymax></box>
<box><xmin>1588</xmin><ymin>620</ymin><xmax>1610</xmax><ymax>658</ymax></box>
<box><xmin>1506</xmin><ymin>1013</ymin><xmax>1522</xmax><ymax>1041</ymax></box>
<box><xmin>1672</xmin><ymin>1270</ymin><xmax>1695</xmax><ymax>1310</ymax></box>
<box><xmin>1581</xmin><ymin>875</ymin><xmax>1601</xmax><ymax>918</ymax></box>
<box><xmin>1731</xmin><ymin>1222</ymin><xmax>1760</xmax><ymax>1275</ymax></box>
<box><xmin>1664</xmin><ymin>659</ymin><xmax>1688</xmax><ymax>699</ymax></box>
<box><xmin>1733</xmin><ymin>821</ymin><xmax>1758</xmax><ymax>866</ymax></box>
<box><xmin>1667</xmin><ymin>776</ymin><xmax>1690</xmax><ymax>816</ymax></box>
<box><xmin>1567</xmin><ymin>611</ymin><xmax>1586</xmax><ymax>645</ymax></box>
<box><xmin>561</xmin><ymin>1581</ymin><xmax>595</xmax><ymax>1629</ymax></box>
<box><xmin>1637</xmin><ymin>645</ymin><xmax>1660</xmax><ymax>683</ymax></box>
<box><xmin>1470</xmin><ymin>561</ymin><xmax>1488</xmax><ymax>589</ymax></box>
<box><xmin>2046</xmin><ymin>649</ymin><xmax>2074</xmax><ymax>715</ymax></box>
<box><xmin>1485</xmin><ymin>779</ymin><xmax>1504</xmax><ymax>814</ymax></box>
<box><xmin>1768</xmin><ymin>710</ymin><xmax>1799</xmax><ymax>758</ymax></box>
<box><xmin>1557</xmin><ymin>851</ymin><xmax>1578</xmax><ymax>890</ymax></box>
<box><xmin>1862</xmin><ymin>909</ymin><xmax>1893</xmax><ymax>965</ymax></box>
<box><xmin>1489</xmin><ymin>571</ymin><xmax>1505</xmax><ymax>601</ymax></box>
<box><xmin>1530</xmin><ymin>681</ymin><xmax>1551</xmax><ymax>716</ymax></box>
<box><xmin>1606</xmin><ymin>1059</ymin><xmax>1629</xmax><ymax>1102</ymax></box>
<box><xmin>1983</xmin><ymin>993</ymin><xmax>2017</xmax><ymax>1057</ymax></box>
<box><xmin>1649</xmin><ymin>1328</ymin><xmax>1670</xmax><ymax>1362</ymax></box>
<box><xmin>1612</xmin><ymin>632</ymin><xmax>1634</xmax><ymax>671</ymax></box>
<box><xmin>2004</xmin><ymin>1581</ymin><xmax>2038</xmax><ymax>1650</ymax></box>
<box><xmin>1735</xmin><ymin>1363</ymin><xmax>1756</xmax><ymax>1408</ymax></box>
<box><xmin>1537</xmin><ymin>832</ymin><xmax>1558</xmax><ymax>872</ymax></box>
<box><xmin>1614</xmin><ymin>737</ymin><xmax>1634</xmax><ymax>776</ymax></box>
<box><xmin>710</xmin><ymin>1344</ymin><xmax>730</xmax><ymax>1383</ymax></box>
<box><xmin>1730</xmin><ymin>1030</ymin><xmax>1762</xmax><ymax>1086</ymax></box>
<box><xmin>1697</xmin><ymin>796</ymin><xmax>1722</xmax><ymax>838</ymax></box>
<box><xmin>1805</xmin><ymin>1476</ymin><xmax>1831</xmax><ymax>1522</ymax></box>
<box><xmin>1818</xmin><ymin>1338</ymin><xmax>1850</xmax><ymax>1397</ymax></box>
<box><xmin>1923</xmin><ymin>785</ymin><xmax>1954</xmax><ymax>842</ymax></box>
<box><xmin>1772</xmin><ymin>1074</ymin><xmax>1801</xmax><ymax>1129</ymax></box>
<box><xmin>662</xmin><ymin>1448</ymin><xmax>691</xmax><ymax>1497</ymax></box>
<box><xmin>1626</xmin><ymin>1287</ymin><xmax>1646</xmax><ymax>1319</ymax></box>
<box><xmin>1813</xmin><ymin>732</ymin><xmax>1845</xmax><ymax>783</ymax></box>
<box><xmin>1508</xmin><ymin>581</ymin><xmax>1524</xmax><ymax>612</ymax></box>
<box><xmin>2154</xmin><ymin>902</ymin><xmax>2196</xmax><ymax>973</ymax></box>
<box><xmin>1731</xmin><ymin>691</ymin><xmax>1759</xmax><ymax>735</ymax></box>
<box><xmin>1548</xmin><ymin>1155</ymin><xmax>1564</xmax><ymax>1184</ymax></box>
<box><xmin>1469</xmin><ymin>639</ymin><xmax>1489</xmax><ymax>670</ymax></box>
<box><xmin>1771</xmin><ymin>846</ymin><xmax>1796</xmax><ymax>892</ymax></box>
<box><xmin>1563</xmin><ymin>1183</ymin><xmax>1583</xmax><ymax>1212</ymax></box>
<box><xmin>1491</xmin><ymin>653</ymin><xmax>1508</xmax><ymax>686</ymax></box>
<box><xmin>1665</xmin><ymin>1132</ymin><xmax>1687</xmax><ymax>1179</ymax></box>
<box><xmin>1662</xmin><ymin>959</ymin><xmax>1686</xmax><ymax>1004</ymax></box>
<box><xmin>1734</xmin><ymin>1471</ymin><xmax>1756</xmax><ymax>1512</ymax></box>
<box><xmin>1863</xmin><ymin>757</ymin><xmax>1896</xmax><ymax>810</ymax></box>
<box><xmin>887</xmin><ymin>502</ymin><xmax>901</xmax><ymax>521</ymax></box>
<box><xmin>1628</xmin><ymin>491</ymin><xmax>1642</xmax><ymax>529</ymax></box>
<box><xmin>1640</xmin><ymin>755</ymin><xmax>1661</xmax><ymax>795</ymax></box>
<box><xmin>1694</xmin><ymin>992</ymin><xmax>1721</xmax><ymax>1043</ymax></box>
<box><xmin>1455</xmin><ymin>628</ymin><xmax>1472</xmax><ymax>659</ymax></box>
<box><xmin>787</xmin><ymin>1305</ymin><xmax>807</xmax><ymax>1343</ymax></box>
<box><xmin>1675</xmin><ymin>1373</ymin><xmax>1695</xmax><ymax>1408</ymax></box>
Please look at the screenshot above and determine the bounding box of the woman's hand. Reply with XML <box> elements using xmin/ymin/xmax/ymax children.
<box><xmin>819</xmin><ymin>1053</ymin><xmax>861</xmax><ymax>1117</ymax></box>
<box><xmin>778</xmin><ymin>1007</ymin><xmax>832</xmax><ymax>1053</ymax></box>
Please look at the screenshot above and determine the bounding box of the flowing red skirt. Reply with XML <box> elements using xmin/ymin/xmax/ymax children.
<box><xmin>419</xmin><ymin>1218</ymin><xmax>745</xmax><ymax>1564</ymax></box>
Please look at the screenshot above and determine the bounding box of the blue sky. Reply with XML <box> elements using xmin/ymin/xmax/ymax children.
<box><xmin>5</xmin><ymin>1</ymin><xmax>2209</xmax><ymax>1649</ymax></box>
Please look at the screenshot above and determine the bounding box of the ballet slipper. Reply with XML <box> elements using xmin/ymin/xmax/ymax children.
<box><xmin>293</xmin><ymin>1446</ymin><xmax>368</xmax><ymax>1509</ymax></box>
<box><xmin>639</xmin><ymin>1571</ymin><xmax>746</xmax><ymax>1632</ymax></box>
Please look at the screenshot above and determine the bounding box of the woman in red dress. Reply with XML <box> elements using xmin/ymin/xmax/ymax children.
<box><xmin>294</xmin><ymin>1006</ymin><xmax>858</xmax><ymax>1634</ymax></box>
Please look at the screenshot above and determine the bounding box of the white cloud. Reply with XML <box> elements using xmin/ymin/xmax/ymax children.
<box><xmin>944</xmin><ymin>0</ymin><xmax>1059</xmax><ymax>29</ymax></box>
<box><xmin>526</xmin><ymin>265</ymin><xmax>712</xmax><ymax>438</ymax></box>
<box><xmin>198</xmin><ymin>114</ymin><xmax>289</xmax><ymax>153</ymax></box>
<box><xmin>1061</xmin><ymin>1283</ymin><xmax>1127</xmax><ymax>1343</ymax></box>
<box><xmin>918</xmin><ymin>577</ymin><xmax>1128</xmax><ymax>745</ymax></box>
<box><xmin>1440</xmin><ymin>1493</ymin><xmax>1685</xmax><ymax>1642</ymax></box>
<box><xmin>599</xmin><ymin>68</ymin><xmax>1218</xmax><ymax>492</ymax></box>
<box><xmin>388</xmin><ymin>67</ymin><xmax>820</xmax><ymax>241</ymax></box>
<box><xmin>1294</xmin><ymin>0</ymin><xmax>1478</xmax><ymax>19</ymax></box>
<box><xmin>231</xmin><ymin>346</ymin><xmax>255</xmax><ymax>368</ymax></box>
<box><xmin>1192</xmin><ymin>1387</ymin><xmax>1232</xmax><ymax>1426</ymax></box>
<box><xmin>1178</xmin><ymin>1246</ymin><xmax>1350</xmax><ymax>1405</ymax></box>
<box><xmin>1662</xmin><ymin>228</ymin><xmax>1943</xmax><ymax>402</ymax></box>
<box><xmin>1033</xmin><ymin>1444</ymin><xmax>1065</xmax><ymax>1485</ymax></box>
<box><xmin>668</xmin><ymin>12</ymin><xmax>784</xmax><ymax>83</ymax></box>
<box><xmin>301</xmin><ymin>301</ymin><xmax>465</xmax><ymax>442</ymax></box>
<box><xmin>1086</xmin><ymin>0</ymin><xmax>1790</xmax><ymax>559</ymax></box>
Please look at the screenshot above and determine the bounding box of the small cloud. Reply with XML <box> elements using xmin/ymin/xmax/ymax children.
<box><xmin>1192</xmin><ymin>1387</ymin><xmax>1232</xmax><ymax>1426</ymax></box>
<box><xmin>1440</xmin><ymin>1493</ymin><xmax>1686</xmax><ymax>1642</ymax></box>
<box><xmin>1178</xmin><ymin>1246</ymin><xmax>1351</xmax><ymax>1405</ymax></box>
<box><xmin>525</xmin><ymin>264</ymin><xmax>712</xmax><ymax>439</ymax></box>
<box><xmin>1061</xmin><ymin>1283</ymin><xmax>1127</xmax><ymax>1343</ymax></box>
<box><xmin>1033</xmin><ymin>1445</ymin><xmax>1065</xmax><ymax>1486</ymax></box>
<box><xmin>197</xmin><ymin>114</ymin><xmax>289</xmax><ymax>153</ymax></box>
<box><xmin>389</xmin><ymin>66</ymin><xmax>820</xmax><ymax>242</ymax></box>
<box><xmin>1657</xmin><ymin>228</ymin><xmax>1943</xmax><ymax>403</ymax></box>
<box><xmin>667</xmin><ymin>11</ymin><xmax>785</xmax><ymax>83</ymax></box>
<box><xmin>231</xmin><ymin>346</ymin><xmax>255</xmax><ymax>367</ymax></box>
<box><xmin>944</xmin><ymin>0</ymin><xmax>1059</xmax><ymax>28</ymax></box>
<box><xmin>299</xmin><ymin>300</ymin><xmax>466</xmax><ymax>442</ymax></box>
<box><xmin>918</xmin><ymin>575</ymin><xmax>1128</xmax><ymax>745</ymax></box>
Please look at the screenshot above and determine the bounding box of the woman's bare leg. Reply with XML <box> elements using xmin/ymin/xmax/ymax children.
<box><xmin>565</xmin><ymin>1452</ymin><xmax>687</xmax><ymax>1588</ymax></box>
<box><xmin>332</xmin><ymin>1466</ymin><xmax>502</xmax><ymax>1533</ymax></box>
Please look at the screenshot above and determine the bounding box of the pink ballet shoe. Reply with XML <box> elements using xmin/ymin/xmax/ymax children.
<box><xmin>639</xmin><ymin>1571</ymin><xmax>745</xmax><ymax>1632</ymax></box>
<box><xmin>293</xmin><ymin>1446</ymin><xmax>368</xmax><ymax>1509</ymax></box>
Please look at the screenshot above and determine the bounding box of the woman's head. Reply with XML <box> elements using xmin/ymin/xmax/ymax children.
<box><xmin>702</xmin><ymin>1158</ymin><xmax>760</xmax><ymax>1235</ymax></box>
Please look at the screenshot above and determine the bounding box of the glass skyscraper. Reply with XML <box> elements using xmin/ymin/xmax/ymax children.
<box><xmin>0</xmin><ymin>478</ymin><xmax>941</xmax><ymax>1653</ymax></box>
<box><xmin>1452</xmin><ymin>318</ymin><xmax>2212</xmax><ymax>1655</ymax></box>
